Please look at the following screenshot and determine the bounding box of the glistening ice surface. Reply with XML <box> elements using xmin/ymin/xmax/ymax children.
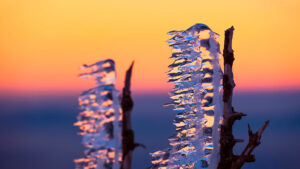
<box><xmin>74</xmin><ymin>59</ymin><xmax>122</xmax><ymax>169</ymax></box>
<box><xmin>151</xmin><ymin>24</ymin><xmax>222</xmax><ymax>169</ymax></box>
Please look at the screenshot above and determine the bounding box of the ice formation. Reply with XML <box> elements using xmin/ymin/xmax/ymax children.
<box><xmin>150</xmin><ymin>24</ymin><xmax>223</xmax><ymax>169</ymax></box>
<box><xmin>74</xmin><ymin>59</ymin><xmax>122</xmax><ymax>169</ymax></box>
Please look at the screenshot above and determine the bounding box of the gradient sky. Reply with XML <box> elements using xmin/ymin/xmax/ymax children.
<box><xmin>0</xmin><ymin>0</ymin><xmax>299</xmax><ymax>94</ymax></box>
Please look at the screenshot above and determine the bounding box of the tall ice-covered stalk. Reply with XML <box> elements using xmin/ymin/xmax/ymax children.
<box><xmin>151</xmin><ymin>23</ymin><xmax>222</xmax><ymax>169</ymax></box>
<box><xmin>74</xmin><ymin>59</ymin><xmax>122</xmax><ymax>169</ymax></box>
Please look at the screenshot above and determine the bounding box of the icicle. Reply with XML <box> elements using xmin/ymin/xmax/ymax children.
<box><xmin>74</xmin><ymin>59</ymin><xmax>122</xmax><ymax>169</ymax></box>
<box><xmin>150</xmin><ymin>23</ymin><xmax>222</xmax><ymax>169</ymax></box>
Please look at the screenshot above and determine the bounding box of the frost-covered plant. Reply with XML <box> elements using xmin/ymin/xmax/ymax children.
<box><xmin>151</xmin><ymin>23</ymin><xmax>223</xmax><ymax>169</ymax></box>
<box><xmin>74</xmin><ymin>59</ymin><xmax>122</xmax><ymax>169</ymax></box>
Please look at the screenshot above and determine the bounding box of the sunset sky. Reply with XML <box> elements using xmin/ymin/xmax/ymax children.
<box><xmin>0</xmin><ymin>0</ymin><xmax>299</xmax><ymax>95</ymax></box>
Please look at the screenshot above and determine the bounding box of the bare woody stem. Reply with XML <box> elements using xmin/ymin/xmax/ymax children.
<box><xmin>121</xmin><ymin>62</ymin><xmax>144</xmax><ymax>169</ymax></box>
<box><xmin>217</xmin><ymin>27</ymin><xmax>269</xmax><ymax>169</ymax></box>
<box><xmin>231</xmin><ymin>120</ymin><xmax>269</xmax><ymax>169</ymax></box>
<box><xmin>121</xmin><ymin>62</ymin><xmax>135</xmax><ymax>169</ymax></box>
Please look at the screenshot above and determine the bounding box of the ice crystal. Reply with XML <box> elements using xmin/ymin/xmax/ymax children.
<box><xmin>74</xmin><ymin>59</ymin><xmax>122</xmax><ymax>169</ymax></box>
<box><xmin>151</xmin><ymin>24</ymin><xmax>223</xmax><ymax>169</ymax></box>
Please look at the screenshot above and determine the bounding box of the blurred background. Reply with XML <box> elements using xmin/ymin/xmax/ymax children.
<box><xmin>0</xmin><ymin>92</ymin><xmax>300</xmax><ymax>169</ymax></box>
<box><xmin>0</xmin><ymin>0</ymin><xmax>299</xmax><ymax>169</ymax></box>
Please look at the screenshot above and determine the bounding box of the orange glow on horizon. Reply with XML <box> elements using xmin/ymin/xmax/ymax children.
<box><xmin>0</xmin><ymin>0</ymin><xmax>299</xmax><ymax>95</ymax></box>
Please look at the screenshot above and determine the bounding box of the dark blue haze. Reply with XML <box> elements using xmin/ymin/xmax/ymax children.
<box><xmin>0</xmin><ymin>91</ymin><xmax>299</xmax><ymax>169</ymax></box>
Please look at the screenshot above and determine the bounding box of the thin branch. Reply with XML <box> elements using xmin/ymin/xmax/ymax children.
<box><xmin>121</xmin><ymin>61</ymin><xmax>144</xmax><ymax>169</ymax></box>
<box><xmin>218</xmin><ymin>26</ymin><xmax>237</xmax><ymax>169</ymax></box>
<box><xmin>231</xmin><ymin>121</ymin><xmax>269</xmax><ymax>169</ymax></box>
<box><xmin>217</xmin><ymin>26</ymin><xmax>269</xmax><ymax>169</ymax></box>
<box><xmin>121</xmin><ymin>61</ymin><xmax>135</xmax><ymax>169</ymax></box>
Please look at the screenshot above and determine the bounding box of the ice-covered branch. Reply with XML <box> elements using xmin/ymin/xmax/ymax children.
<box><xmin>74</xmin><ymin>59</ymin><xmax>122</xmax><ymax>169</ymax></box>
<box><xmin>151</xmin><ymin>23</ymin><xmax>223</xmax><ymax>169</ymax></box>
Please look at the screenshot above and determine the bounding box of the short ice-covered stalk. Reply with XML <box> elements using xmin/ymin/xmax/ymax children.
<box><xmin>74</xmin><ymin>59</ymin><xmax>122</xmax><ymax>169</ymax></box>
<box><xmin>150</xmin><ymin>23</ymin><xmax>222</xmax><ymax>169</ymax></box>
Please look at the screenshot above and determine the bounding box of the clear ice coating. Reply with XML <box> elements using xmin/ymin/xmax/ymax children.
<box><xmin>150</xmin><ymin>24</ymin><xmax>223</xmax><ymax>169</ymax></box>
<box><xmin>74</xmin><ymin>59</ymin><xmax>122</xmax><ymax>169</ymax></box>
